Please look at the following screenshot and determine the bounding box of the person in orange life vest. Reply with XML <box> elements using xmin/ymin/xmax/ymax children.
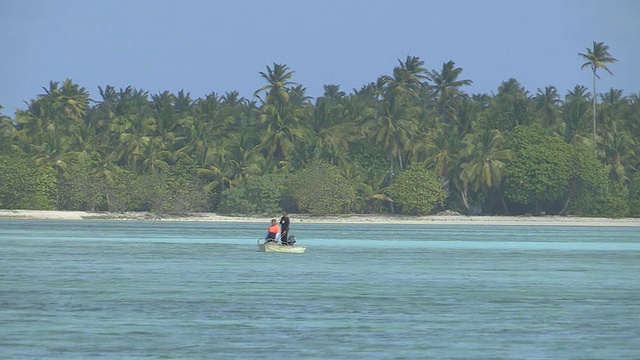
<box><xmin>265</xmin><ymin>219</ymin><xmax>280</xmax><ymax>243</ymax></box>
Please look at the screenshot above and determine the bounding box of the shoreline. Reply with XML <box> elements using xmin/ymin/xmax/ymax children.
<box><xmin>0</xmin><ymin>210</ymin><xmax>639</xmax><ymax>227</ymax></box>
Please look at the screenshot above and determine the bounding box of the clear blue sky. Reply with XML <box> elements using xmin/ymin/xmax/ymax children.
<box><xmin>1</xmin><ymin>0</ymin><xmax>638</xmax><ymax>116</ymax></box>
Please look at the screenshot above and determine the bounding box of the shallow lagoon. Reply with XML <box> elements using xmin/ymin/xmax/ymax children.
<box><xmin>1</xmin><ymin>220</ymin><xmax>639</xmax><ymax>359</ymax></box>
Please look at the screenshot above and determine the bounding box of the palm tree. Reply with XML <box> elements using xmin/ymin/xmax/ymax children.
<box><xmin>562</xmin><ymin>85</ymin><xmax>591</xmax><ymax>143</ymax></box>
<box><xmin>368</xmin><ymin>56</ymin><xmax>427</xmax><ymax>178</ymax></box>
<box><xmin>487</xmin><ymin>79</ymin><xmax>532</xmax><ymax>131</ymax></box>
<box><xmin>56</xmin><ymin>79</ymin><xmax>90</xmax><ymax>122</ymax></box>
<box><xmin>13</xmin><ymin>84</ymin><xmax>84</xmax><ymax>173</ymax></box>
<box><xmin>302</xmin><ymin>85</ymin><xmax>355</xmax><ymax>166</ymax></box>
<box><xmin>430</xmin><ymin>60</ymin><xmax>473</xmax><ymax>125</ymax></box>
<box><xmin>254</xmin><ymin>64</ymin><xmax>305</xmax><ymax>165</ymax></box>
<box><xmin>110</xmin><ymin>114</ymin><xmax>157</xmax><ymax>172</ymax></box>
<box><xmin>178</xmin><ymin>92</ymin><xmax>233</xmax><ymax>170</ymax></box>
<box><xmin>0</xmin><ymin>107</ymin><xmax>15</xmax><ymax>153</ymax></box>
<box><xmin>13</xmin><ymin>98</ymin><xmax>53</xmax><ymax>149</ymax></box>
<box><xmin>598</xmin><ymin>88</ymin><xmax>625</xmax><ymax>132</ymax></box>
<box><xmin>150</xmin><ymin>90</ymin><xmax>179</xmax><ymax>148</ymax></box>
<box><xmin>254</xmin><ymin>63</ymin><xmax>298</xmax><ymax>105</ymax></box>
<box><xmin>380</xmin><ymin>56</ymin><xmax>428</xmax><ymax>101</ymax></box>
<box><xmin>600</xmin><ymin>126</ymin><xmax>635</xmax><ymax>183</ymax></box>
<box><xmin>597</xmin><ymin>89</ymin><xmax>635</xmax><ymax>182</ymax></box>
<box><xmin>257</xmin><ymin>102</ymin><xmax>306</xmax><ymax>164</ymax></box>
<box><xmin>173</xmin><ymin>89</ymin><xmax>194</xmax><ymax>117</ymax></box>
<box><xmin>533</xmin><ymin>86</ymin><xmax>562</xmax><ymax>131</ymax></box>
<box><xmin>579</xmin><ymin>41</ymin><xmax>618</xmax><ymax>142</ymax></box>
<box><xmin>219</xmin><ymin>131</ymin><xmax>264</xmax><ymax>188</ymax></box>
<box><xmin>459</xmin><ymin>127</ymin><xmax>513</xmax><ymax>213</ymax></box>
<box><xmin>340</xmin><ymin>161</ymin><xmax>391</xmax><ymax>214</ymax></box>
<box><xmin>418</xmin><ymin>126</ymin><xmax>464</xmax><ymax>207</ymax></box>
<box><xmin>91</xmin><ymin>85</ymin><xmax>118</xmax><ymax>133</ymax></box>
<box><xmin>626</xmin><ymin>92</ymin><xmax>640</xmax><ymax>138</ymax></box>
<box><xmin>140</xmin><ymin>136</ymin><xmax>174</xmax><ymax>175</ymax></box>
<box><xmin>322</xmin><ymin>84</ymin><xmax>346</xmax><ymax>100</ymax></box>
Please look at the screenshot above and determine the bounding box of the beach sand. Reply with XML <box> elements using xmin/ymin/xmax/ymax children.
<box><xmin>0</xmin><ymin>209</ymin><xmax>639</xmax><ymax>227</ymax></box>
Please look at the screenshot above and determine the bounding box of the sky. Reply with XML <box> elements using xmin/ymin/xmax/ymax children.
<box><xmin>1</xmin><ymin>0</ymin><xmax>639</xmax><ymax>116</ymax></box>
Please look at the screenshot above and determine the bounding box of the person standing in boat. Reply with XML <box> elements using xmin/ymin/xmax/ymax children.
<box><xmin>279</xmin><ymin>211</ymin><xmax>290</xmax><ymax>245</ymax></box>
<box><xmin>265</xmin><ymin>219</ymin><xmax>280</xmax><ymax>243</ymax></box>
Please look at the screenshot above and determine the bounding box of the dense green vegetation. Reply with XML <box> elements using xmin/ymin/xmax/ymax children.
<box><xmin>1</xmin><ymin>45</ymin><xmax>638</xmax><ymax>217</ymax></box>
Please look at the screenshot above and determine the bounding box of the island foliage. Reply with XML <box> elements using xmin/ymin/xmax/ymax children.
<box><xmin>1</xmin><ymin>43</ymin><xmax>638</xmax><ymax>217</ymax></box>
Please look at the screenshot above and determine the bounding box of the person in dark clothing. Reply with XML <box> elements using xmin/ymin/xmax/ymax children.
<box><xmin>279</xmin><ymin>211</ymin><xmax>290</xmax><ymax>245</ymax></box>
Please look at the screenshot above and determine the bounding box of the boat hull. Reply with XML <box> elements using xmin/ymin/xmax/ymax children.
<box><xmin>257</xmin><ymin>240</ymin><xmax>306</xmax><ymax>253</ymax></box>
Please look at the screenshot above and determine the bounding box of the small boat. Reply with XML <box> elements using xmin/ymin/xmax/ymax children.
<box><xmin>257</xmin><ymin>239</ymin><xmax>306</xmax><ymax>253</ymax></box>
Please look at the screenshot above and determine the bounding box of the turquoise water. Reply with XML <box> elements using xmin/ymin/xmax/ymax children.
<box><xmin>1</xmin><ymin>220</ymin><xmax>639</xmax><ymax>359</ymax></box>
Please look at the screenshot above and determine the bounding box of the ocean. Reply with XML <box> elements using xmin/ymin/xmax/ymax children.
<box><xmin>1</xmin><ymin>220</ymin><xmax>639</xmax><ymax>359</ymax></box>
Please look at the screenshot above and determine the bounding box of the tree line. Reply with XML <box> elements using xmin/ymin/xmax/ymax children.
<box><xmin>1</xmin><ymin>43</ymin><xmax>639</xmax><ymax>217</ymax></box>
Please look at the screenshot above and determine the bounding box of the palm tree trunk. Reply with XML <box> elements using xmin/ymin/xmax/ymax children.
<box><xmin>560</xmin><ymin>197</ymin><xmax>570</xmax><ymax>215</ymax></box>
<box><xmin>592</xmin><ymin>69</ymin><xmax>597</xmax><ymax>143</ymax></box>
<box><xmin>388</xmin><ymin>156</ymin><xmax>395</xmax><ymax>214</ymax></box>
<box><xmin>500</xmin><ymin>194</ymin><xmax>510</xmax><ymax>215</ymax></box>
<box><xmin>461</xmin><ymin>188</ymin><xmax>471</xmax><ymax>213</ymax></box>
<box><xmin>105</xmin><ymin>186</ymin><xmax>111</xmax><ymax>212</ymax></box>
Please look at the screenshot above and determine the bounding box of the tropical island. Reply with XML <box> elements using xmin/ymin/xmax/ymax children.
<box><xmin>1</xmin><ymin>42</ymin><xmax>638</xmax><ymax>219</ymax></box>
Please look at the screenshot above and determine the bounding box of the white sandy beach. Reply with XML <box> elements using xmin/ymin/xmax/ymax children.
<box><xmin>0</xmin><ymin>209</ymin><xmax>639</xmax><ymax>227</ymax></box>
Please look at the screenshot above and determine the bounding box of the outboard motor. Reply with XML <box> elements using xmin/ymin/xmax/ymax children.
<box><xmin>283</xmin><ymin>235</ymin><xmax>296</xmax><ymax>246</ymax></box>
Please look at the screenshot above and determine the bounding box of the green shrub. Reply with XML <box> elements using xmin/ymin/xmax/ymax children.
<box><xmin>386</xmin><ymin>166</ymin><xmax>444</xmax><ymax>215</ymax></box>
<box><xmin>0</xmin><ymin>154</ymin><xmax>57</xmax><ymax>210</ymax></box>
<box><xmin>286</xmin><ymin>160</ymin><xmax>355</xmax><ymax>214</ymax></box>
